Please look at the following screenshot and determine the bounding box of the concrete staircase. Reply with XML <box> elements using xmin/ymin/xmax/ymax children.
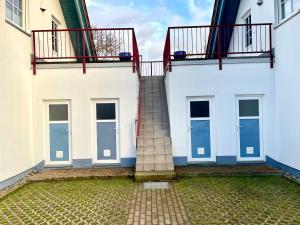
<box><xmin>135</xmin><ymin>76</ymin><xmax>175</xmax><ymax>181</ymax></box>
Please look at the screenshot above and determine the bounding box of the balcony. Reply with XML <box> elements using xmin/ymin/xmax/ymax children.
<box><xmin>163</xmin><ymin>23</ymin><xmax>274</xmax><ymax>72</ymax></box>
<box><xmin>32</xmin><ymin>28</ymin><xmax>140</xmax><ymax>75</ymax></box>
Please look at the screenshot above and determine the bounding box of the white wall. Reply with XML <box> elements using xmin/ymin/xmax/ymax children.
<box><xmin>0</xmin><ymin>19</ymin><xmax>33</xmax><ymax>182</ymax></box>
<box><xmin>228</xmin><ymin>0</ymin><xmax>275</xmax><ymax>56</ymax></box>
<box><xmin>32</xmin><ymin>64</ymin><xmax>139</xmax><ymax>165</ymax></box>
<box><xmin>165</xmin><ymin>61</ymin><xmax>275</xmax><ymax>162</ymax></box>
<box><xmin>273</xmin><ymin>13</ymin><xmax>300</xmax><ymax>170</ymax></box>
<box><xmin>0</xmin><ymin>0</ymin><xmax>76</xmax><ymax>183</ymax></box>
<box><xmin>234</xmin><ymin>0</ymin><xmax>275</xmax><ymax>25</ymax></box>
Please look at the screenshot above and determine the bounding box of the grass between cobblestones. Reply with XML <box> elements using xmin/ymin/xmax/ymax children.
<box><xmin>0</xmin><ymin>179</ymin><xmax>135</xmax><ymax>225</ymax></box>
<box><xmin>1</xmin><ymin>176</ymin><xmax>300</xmax><ymax>224</ymax></box>
<box><xmin>176</xmin><ymin>176</ymin><xmax>300</xmax><ymax>225</ymax></box>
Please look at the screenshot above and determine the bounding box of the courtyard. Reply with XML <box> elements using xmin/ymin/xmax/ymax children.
<box><xmin>1</xmin><ymin>174</ymin><xmax>300</xmax><ymax>225</ymax></box>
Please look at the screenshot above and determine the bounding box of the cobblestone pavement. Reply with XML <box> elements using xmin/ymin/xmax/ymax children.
<box><xmin>1</xmin><ymin>176</ymin><xmax>300</xmax><ymax>225</ymax></box>
<box><xmin>127</xmin><ymin>183</ymin><xmax>190</xmax><ymax>225</ymax></box>
<box><xmin>176</xmin><ymin>176</ymin><xmax>300</xmax><ymax>225</ymax></box>
<box><xmin>0</xmin><ymin>179</ymin><xmax>135</xmax><ymax>225</ymax></box>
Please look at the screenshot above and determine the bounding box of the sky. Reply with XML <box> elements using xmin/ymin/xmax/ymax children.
<box><xmin>86</xmin><ymin>0</ymin><xmax>214</xmax><ymax>60</ymax></box>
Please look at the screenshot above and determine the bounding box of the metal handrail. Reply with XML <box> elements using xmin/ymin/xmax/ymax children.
<box><xmin>163</xmin><ymin>23</ymin><xmax>273</xmax><ymax>72</ymax></box>
<box><xmin>32</xmin><ymin>28</ymin><xmax>140</xmax><ymax>75</ymax></box>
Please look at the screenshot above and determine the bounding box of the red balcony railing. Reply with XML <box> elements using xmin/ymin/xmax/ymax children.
<box><xmin>32</xmin><ymin>28</ymin><xmax>140</xmax><ymax>75</ymax></box>
<box><xmin>163</xmin><ymin>23</ymin><xmax>273</xmax><ymax>72</ymax></box>
<box><xmin>140</xmin><ymin>61</ymin><xmax>164</xmax><ymax>77</ymax></box>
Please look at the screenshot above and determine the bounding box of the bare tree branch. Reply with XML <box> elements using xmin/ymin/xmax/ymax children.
<box><xmin>91</xmin><ymin>27</ymin><xmax>121</xmax><ymax>57</ymax></box>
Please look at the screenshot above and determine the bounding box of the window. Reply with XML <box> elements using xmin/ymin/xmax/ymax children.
<box><xmin>52</xmin><ymin>20</ymin><xmax>58</xmax><ymax>53</ymax></box>
<box><xmin>190</xmin><ymin>101</ymin><xmax>210</xmax><ymax>118</ymax></box>
<box><xmin>49</xmin><ymin>104</ymin><xmax>69</xmax><ymax>121</ymax></box>
<box><xmin>239</xmin><ymin>100</ymin><xmax>259</xmax><ymax>117</ymax></box>
<box><xmin>244</xmin><ymin>14</ymin><xmax>252</xmax><ymax>48</ymax></box>
<box><xmin>6</xmin><ymin>0</ymin><xmax>23</xmax><ymax>27</ymax></box>
<box><xmin>280</xmin><ymin>0</ymin><xmax>292</xmax><ymax>20</ymax></box>
<box><xmin>278</xmin><ymin>0</ymin><xmax>300</xmax><ymax>22</ymax></box>
<box><xmin>96</xmin><ymin>103</ymin><xmax>116</xmax><ymax>120</ymax></box>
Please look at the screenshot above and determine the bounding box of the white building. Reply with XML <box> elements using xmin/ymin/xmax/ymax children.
<box><xmin>164</xmin><ymin>0</ymin><xmax>300</xmax><ymax>176</ymax></box>
<box><xmin>1</xmin><ymin>0</ymin><xmax>300</xmax><ymax>188</ymax></box>
<box><xmin>0</xmin><ymin>0</ymin><xmax>140</xmax><ymax>188</ymax></box>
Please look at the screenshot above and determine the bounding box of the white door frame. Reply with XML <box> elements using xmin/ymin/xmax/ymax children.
<box><xmin>45</xmin><ymin>100</ymin><xmax>72</xmax><ymax>165</ymax></box>
<box><xmin>236</xmin><ymin>95</ymin><xmax>265</xmax><ymax>161</ymax></box>
<box><xmin>187</xmin><ymin>96</ymin><xmax>216</xmax><ymax>162</ymax></box>
<box><xmin>92</xmin><ymin>99</ymin><xmax>120</xmax><ymax>164</ymax></box>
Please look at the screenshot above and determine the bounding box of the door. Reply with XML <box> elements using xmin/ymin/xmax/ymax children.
<box><xmin>93</xmin><ymin>101</ymin><xmax>119</xmax><ymax>164</ymax></box>
<box><xmin>188</xmin><ymin>98</ymin><xmax>215</xmax><ymax>162</ymax></box>
<box><xmin>46</xmin><ymin>102</ymin><xmax>71</xmax><ymax>164</ymax></box>
<box><xmin>237</xmin><ymin>97</ymin><xmax>264</xmax><ymax>161</ymax></box>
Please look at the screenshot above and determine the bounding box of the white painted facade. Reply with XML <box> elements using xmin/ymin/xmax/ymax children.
<box><xmin>0</xmin><ymin>0</ymin><xmax>77</xmax><ymax>185</ymax></box>
<box><xmin>230</xmin><ymin>0</ymin><xmax>300</xmax><ymax>170</ymax></box>
<box><xmin>1</xmin><ymin>0</ymin><xmax>300</xmax><ymax>188</ymax></box>
<box><xmin>32</xmin><ymin>64</ymin><xmax>139</xmax><ymax>167</ymax></box>
<box><xmin>273</xmin><ymin>11</ymin><xmax>300</xmax><ymax>170</ymax></box>
<box><xmin>0</xmin><ymin>0</ymin><xmax>139</xmax><ymax>186</ymax></box>
<box><xmin>165</xmin><ymin>0</ymin><xmax>300</xmax><ymax>172</ymax></box>
<box><xmin>165</xmin><ymin>60</ymin><xmax>274</xmax><ymax>163</ymax></box>
<box><xmin>228</xmin><ymin>0</ymin><xmax>275</xmax><ymax>57</ymax></box>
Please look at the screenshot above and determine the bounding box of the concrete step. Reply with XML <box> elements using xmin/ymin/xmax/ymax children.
<box><xmin>140</xmin><ymin>115</ymin><xmax>169</xmax><ymax>120</ymax></box>
<box><xmin>142</xmin><ymin>82</ymin><xmax>163</xmax><ymax>86</ymax></box>
<box><xmin>137</xmin><ymin>137</ymin><xmax>171</xmax><ymax>147</ymax></box>
<box><xmin>136</xmin><ymin>155</ymin><xmax>154</xmax><ymax>164</ymax></box>
<box><xmin>141</xmin><ymin>124</ymin><xmax>170</xmax><ymax>131</ymax></box>
<box><xmin>142</xmin><ymin>91</ymin><xmax>164</xmax><ymax>95</ymax></box>
<box><xmin>141</xmin><ymin>107</ymin><xmax>164</xmax><ymax>111</ymax></box>
<box><xmin>139</xmin><ymin>127</ymin><xmax>170</xmax><ymax>134</ymax></box>
<box><xmin>140</xmin><ymin>122</ymin><xmax>169</xmax><ymax>126</ymax></box>
<box><xmin>139</xmin><ymin>130</ymin><xmax>170</xmax><ymax>138</ymax></box>
<box><xmin>141</xmin><ymin>102</ymin><xmax>164</xmax><ymax>106</ymax></box>
<box><xmin>135</xmin><ymin>171</ymin><xmax>175</xmax><ymax>182</ymax></box>
<box><xmin>140</xmin><ymin>119</ymin><xmax>169</xmax><ymax>125</ymax></box>
<box><xmin>136</xmin><ymin>77</ymin><xmax>174</xmax><ymax>178</ymax></box>
<box><xmin>136</xmin><ymin>155</ymin><xmax>173</xmax><ymax>165</ymax></box>
<box><xmin>135</xmin><ymin>162</ymin><xmax>174</xmax><ymax>172</ymax></box>
<box><xmin>136</xmin><ymin>145</ymin><xmax>172</xmax><ymax>155</ymax></box>
<box><xmin>141</xmin><ymin>101</ymin><xmax>163</xmax><ymax>105</ymax></box>
<box><xmin>136</xmin><ymin>151</ymin><xmax>173</xmax><ymax>157</ymax></box>
<box><xmin>140</xmin><ymin>118</ymin><xmax>170</xmax><ymax>124</ymax></box>
<box><xmin>141</xmin><ymin>111</ymin><xmax>169</xmax><ymax>116</ymax></box>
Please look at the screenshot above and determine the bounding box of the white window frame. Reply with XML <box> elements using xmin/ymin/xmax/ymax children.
<box><xmin>277</xmin><ymin>0</ymin><xmax>300</xmax><ymax>24</ymax></box>
<box><xmin>245</xmin><ymin>14</ymin><xmax>252</xmax><ymax>48</ymax></box>
<box><xmin>51</xmin><ymin>17</ymin><xmax>60</xmax><ymax>54</ymax></box>
<box><xmin>92</xmin><ymin>99</ymin><xmax>120</xmax><ymax>165</ymax></box>
<box><xmin>280</xmin><ymin>0</ymin><xmax>292</xmax><ymax>20</ymax></box>
<box><xmin>235</xmin><ymin>95</ymin><xmax>265</xmax><ymax>162</ymax></box>
<box><xmin>45</xmin><ymin>100</ymin><xmax>72</xmax><ymax>166</ymax></box>
<box><xmin>5</xmin><ymin>0</ymin><xmax>24</xmax><ymax>28</ymax></box>
<box><xmin>242</xmin><ymin>11</ymin><xmax>253</xmax><ymax>50</ymax></box>
<box><xmin>186</xmin><ymin>97</ymin><xmax>216</xmax><ymax>163</ymax></box>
